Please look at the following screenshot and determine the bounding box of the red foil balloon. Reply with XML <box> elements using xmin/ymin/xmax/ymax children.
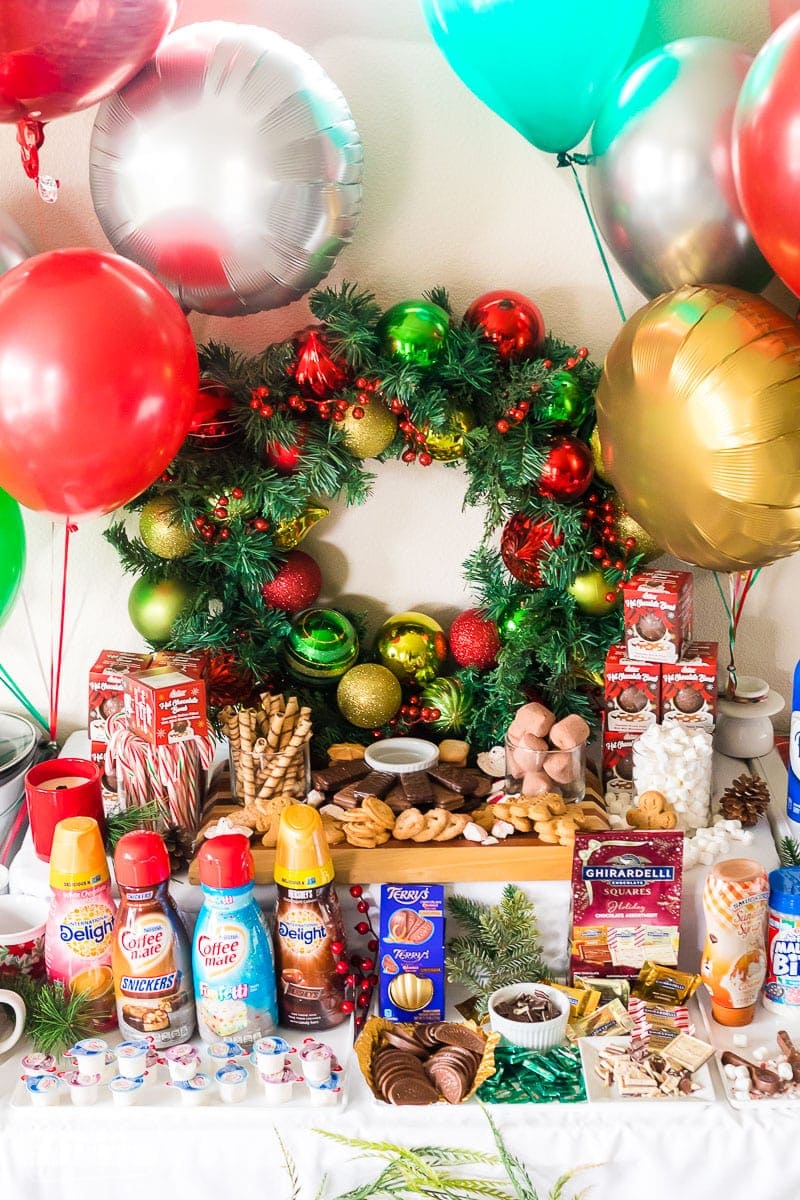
<box><xmin>0</xmin><ymin>0</ymin><xmax>177</xmax><ymax>122</ymax></box>
<box><xmin>539</xmin><ymin>436</ymin><xmax>594</xmax><ymax>500</ymax></box>
<box><xmin>733</xmin><ymin>14</ymin><xmax>800</xmax><ymax>297</ymax></box>
<box><xmin>463</xmin><ymin>290</ymin><xmax>545</xmax><ymax>362</ymax></box>
<box><xmin>0</xmin><ymin>249</ymin><xmax>198</xmax><ymax>516</ymax></box>
<box><xmin>500</xmin><ymin>514</ymin><xmax>561</xmax><ymax>587</ymax></box>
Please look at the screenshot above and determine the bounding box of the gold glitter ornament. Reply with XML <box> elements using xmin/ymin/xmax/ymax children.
<box><xmin>138</xmin><ymin>496</ymin><xmax>194</xmax><ymax>560</ymax></box>
<box><xmin>340</xmin><ymin>398</ymin><xmax>397</xmax><ymax>459</ymax></box>
<box><xmin>336</xmin><ymin>663</ymin><xmax>402</xmax><ymax>728</ymax></box>
<box><xmin>612</xmin><ymin>499</ymin><xmax>663</xmax><ymax>565</ymax></box>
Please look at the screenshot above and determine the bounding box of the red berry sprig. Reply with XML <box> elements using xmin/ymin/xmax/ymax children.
<box><xmin>497</xmin><ymin>347</ymin><xmax>589</xmax><ymax>435</ymax></box>
<box><xmin>329</xmin><ymin>886</ymin><xmax>380</xmax><ymax>1039</ymax></box>
<box><xmin>585</xmin><ymin>490</ymin><xmax>639</xmax><ymax>602</ymax></box>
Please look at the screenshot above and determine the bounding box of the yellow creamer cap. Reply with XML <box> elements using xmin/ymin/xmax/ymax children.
<box><xmin>274</xmin><ymin>804</ymin><xmax>334</xmax><ymax>889</ymax></box>
<box><xmin>49</xmin><ymin>816</ymin><xmax>110</xmax><ymax>891</ymax></box>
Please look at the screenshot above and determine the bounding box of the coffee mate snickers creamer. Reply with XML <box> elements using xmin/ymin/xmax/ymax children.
<box><xmin>273</xmin><ymin>804</ymin><xmax>348</xmax><ymax>1030</ymax></box>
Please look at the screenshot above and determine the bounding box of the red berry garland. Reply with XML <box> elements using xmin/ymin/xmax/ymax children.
<box><xmin>327</xmin><ymin>885</ymin><xmax>381</xmax><ymax>1039</ymax></box>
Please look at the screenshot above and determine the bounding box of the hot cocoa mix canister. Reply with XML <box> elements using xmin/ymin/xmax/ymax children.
<box><xmin>273</xmin><ymin>805</ymin><xmax>348</xmax><ymax>1030</ymax></box>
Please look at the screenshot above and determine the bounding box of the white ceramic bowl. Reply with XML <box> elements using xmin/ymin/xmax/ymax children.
<box><xmin>364</xmin><ymin>738</ymin><xmax>438</xmax><ymax>775</ymax></box>
<box><xmin>487</xmin><ymin>983</ymin><xmax>569</xmax><ymax>1052</ymax></box>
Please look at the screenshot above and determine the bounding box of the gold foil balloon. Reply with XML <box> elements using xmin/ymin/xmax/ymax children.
<box><xmin>588</xmin><ymin>426</ymin><xmax>609</xmax><ymax>484</ymax></box>
<box><xmin>424</xmin><ymin>406</ymin><xmax>476</xmax><ymax>461</ymax></box>
<box><xmin>341</xmin><ymin>398</ymin><xmax>397</xmax><ymax>459</ymax></box>
<box><xmin>336</xmin><ymin>663</ymin><xmax>402</xmax><ymax>728</ymax></box>
<box><xmin>567</xmin><ymin>570</ymin><xmax>619</xmax><ymax>616</ymax></box>
<box><xmin>376</xmin><ymin>611</ymin><xmax>448</xmax><ymax>687</ymax></box>
<box><xmin>597</xmin><ymin>285</ymin><xmax>800</xmax><ymax>572</ymax></box>
<box><xmin>139</xmin><ymin>495</ymin><xmax>194</xmax><ymax>559</ymax></box>
<box><xmin>612</xmin><ymin>500</ymin><xmax>663</xmax><ymax>565</ymax></box>
<box><xmin>273</xmin><ymin>505</ymin><xmax>329</xmax><ymax>549</ymax></box>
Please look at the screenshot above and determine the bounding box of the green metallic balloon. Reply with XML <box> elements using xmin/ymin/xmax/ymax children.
<box><xmin>376</xmin><ymin>300</ymin><xmax>450</xmax><ymax>367</ymax></box>
<box><xmin>539</xmin><ymin>371</ymin><xmax>590</xmax><ymax>424</ymax></box>
<box><xmin>285</xmin><ymin>607</ymin><xmax>359</xmax><ymax>684</ymax></box>
<box><xmin>419</xmin><ymin>0</ymin><xmax>649</xmax><ymax>155</ymax></box>
<box><xmin>128</xmin><ymin>576</ymin><xmax>196</xmax><ymax>644</ymax></box>
<box><xmin>0</xmin><ymin>488</ymin><xmax>25</xmax><ymax>628</ymax></box>
<box><xmin>376</xmin><ymin>611</ymin><xmax>448</xmax><ymax>687</ymax></box>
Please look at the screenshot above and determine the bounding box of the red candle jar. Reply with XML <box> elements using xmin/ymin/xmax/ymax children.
<box><xmin>25</xmin><ymin>758</ymin><xmax>105</xmax><ymax>863</ymax></box>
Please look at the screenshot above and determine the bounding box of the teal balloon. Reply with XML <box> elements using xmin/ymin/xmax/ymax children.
<box><xmin>0</xmin><ymin>488</ymin><xmax>25</xmax><ymax>628</ymax></box>
<box><xmin>419</xmin><ymin>0</ymin><xmax>650</xmax><ymax>154</ymax></box>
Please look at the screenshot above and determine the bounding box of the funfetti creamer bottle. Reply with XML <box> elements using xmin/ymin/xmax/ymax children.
<box><xmin>273</xmin><ymin>804</ymin><xmax>348</xmax><ymax>1030</ymax></box>
<box><xmin>45</xmin><ymin>817</ymin><xmax>117</xmax><ymax>1031</ymax></box>
<box><xmin>112</xmin><ymin>830</ymin><xmax>195</xmax><ymax>1047</ymax></box>
<box><xmin>192</xmin><ymin>834</ymin><xmax>278</xmax><ymax>1046</ymax></box>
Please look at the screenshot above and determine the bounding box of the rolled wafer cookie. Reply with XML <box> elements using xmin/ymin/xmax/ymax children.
<box><xmin>238</xmin><ymin>708</ymin><xmax>256</xmax><ymax>806</ymax></box>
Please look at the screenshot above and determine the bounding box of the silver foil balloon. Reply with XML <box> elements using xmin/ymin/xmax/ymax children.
<box><xmin>588</xmin><ymin>38</ymin><xmax>772</xmax><ymax>299</ymax></box>
<box><xmin>90</xmin><ymin>22</ymin><xmax>363</xmax><ymax>317</ymax></box>
<box><xmin>0</xmin><ymin>211</ymin><xmax>33</xmax><ymax>275</ymax></box>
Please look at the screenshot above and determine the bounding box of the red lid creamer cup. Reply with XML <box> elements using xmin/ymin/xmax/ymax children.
<box><xmin>20</xmin><ymin>1053</ymin><xmax>57</xmax><ymax>1077</ymax></box>
<box><xmin>163</xmin><ymin>1044</ymin><xmax>201</xmax><ymax>1082</ymax></box>
<box><xmin>252</xmin><ymin>1036</ymin><xmax>292</xmax><ymax>1077</ymax></box>
<box><xmin>63</xmin><ymin>1071</ymin><xmax>101</xmax><ymax>1106</ymax></box>
<box><xmin>25</xmin><ymin>1074</ymin><xmax>62</xmax><ymax>1107</ymax></box>
<box><xmin>261</xmin><ymin>1065</ymin><xmax>298</xmax><ymax>1104</ymax></box>
<box><xmin>299</xmin><ymin>1039</ymin><xmax>334</xmax><ymax>1084</ymax></box>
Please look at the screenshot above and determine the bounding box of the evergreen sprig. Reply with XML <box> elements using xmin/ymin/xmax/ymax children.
<box><xmin>779</xmin><ymin>836</ymin><xmax>800</xmax><ymax>867</ymax></box>
<box><xmin>3</xmin><ymin>978</ymin><xmax>94</xmax><ymax>1057</ymax></box>
<box><xmin>446</xmin><ymin>885</ymin><xmax>547</xmax><ymax>1016</ymax></box>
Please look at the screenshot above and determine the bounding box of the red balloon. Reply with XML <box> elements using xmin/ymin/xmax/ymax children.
<box><xmin>733</xmin><ymin>14</ymin><xmax>800</xmax><ymax>297</ymax></box>
<box><xmin>0</xmin><ymin>249</ymin><xmax>198</xmax><ymax>516</ymax></box>
<box><xmin>463</xmin><ymin>290</ymin><xmax>545</xmax><ymax>362</ymax></box>
<box><xmin>539</xmin><ymin>436</ymin><xmax>594</xmax><ymax>500</ymax></box>
<box><xmin>0</xmin><ymin>0</ymin><xmax>177</xmax><ymax>123</ymax></box>
<box><xmin>770</xmin><ymin>0</ymin><xmax>800</xmax><ymax>28</ymax></box>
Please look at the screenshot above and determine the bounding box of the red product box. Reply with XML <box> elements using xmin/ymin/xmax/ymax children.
<box><xmin>602</xmin><ymin>729</ymin><xmax>641</xmax><ymax>796</ymax></box>
<box><xmin>661</xmin><ymin>641</ymin><xmax>718</xmax><ymax>732</ymax></box>
<box><xmin>124</xmin><ymin>666</ymin><xmax>208</xmax><ymax>748</ymax></box>
<box><xmin>89</xmin><ymin>650</ymin><xmax>205</xmax><ymax>745</ymax></box>
<box><xmin>622</xmin><ymin>570</ymin><xmax>693</xmax><ymax>664</ymax></box>
<box><xmin>604</xmin><ymin>643</ymin><xmax>660</xmax><ymax>733</ymax></box>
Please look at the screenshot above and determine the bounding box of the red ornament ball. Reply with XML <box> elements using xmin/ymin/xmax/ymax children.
<box><xmin>463</xmin><ymin>290</ymin><xmax>545</xmax><ymax>362</ymax></box>
<box><xmin>265</xmin><ymin>423</ymin><xmax>308</xmax><ymax>475</ymax></box>
<box><xmin>292</xmin><ymin>326</ymin><xmax>348</xmax><ymax>398</ymax></box>
<box><xmin>261</xmin><ymin>550</ymin><xmax>322</xmax><ymax>613</ymax></box>
<box><xmin>500</xmin><ymin>513</ymin><xmax>562</xmax><ymax>587</ymax></box>
<box><xmin>539</xmin><ymin>436</ymin><xmax>594</xmax><ymax>500</ymax></box>
<box><xmin>449</xmin><ymin>608</ymin><xmax>501</xmax><ymax>670</ymax></box>
<box><xmin>203</xmin><ymin>650</ymin><xmax>257</xmax><ymax>709</ymax></box>
<box><xmin>186</xmin><ymin>379</ymin><xmax>238</xmax><ymax>451</ymax></box>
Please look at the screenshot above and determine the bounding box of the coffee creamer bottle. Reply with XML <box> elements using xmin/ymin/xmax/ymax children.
<box><xmin>112</xmin><ymin>831</ymin><xmax>195</xmax><ymax>1047</ymax></box>
<box><xmin>701</xmin><ymin>857</ymin><xmax>769</xmax><ymax>1026</ymax></box>
<box><xmin>192</xmin><ymin>834</ymin><xmax>278</xmax><ymax>1046</ymax></box>
<box><xmin>273</xmin><ymin>804</ymin><xmax>348</xmax><ymax>1030</ymax></box>
<box><xmin>45</xmin><ymin>816</ymin><xmax>117</xmax><ymax>1031</ymax></box>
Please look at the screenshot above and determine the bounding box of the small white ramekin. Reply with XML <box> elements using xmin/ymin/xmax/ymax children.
<box><xmin>487</xmin><ymin>983</ymin><xmax>570</xmax><ymax>1052</ymax></box>
<box><xmin>364</xmin><ymin>738</ymin><xmax>438</xmax><ymax>775</ymax></box>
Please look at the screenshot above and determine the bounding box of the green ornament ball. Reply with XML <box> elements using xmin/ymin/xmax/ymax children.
<box><xmin>540</xmin><ymin>370</ymin><xmax>590</xmax><ymax>424</ymax></box>
<box><xmin>376</xmin><ymin>300</ymin><xmax>450</xmax><ymax>367</ymax></box>
<box><xmin>376</xmin><ymin>611</ymin><xmax>448</xmax><ymax>687</ymax></box>
<box><xmin>139</xmin><ymin>496</ymin><xmax>194</xmax><ymax>560</ymax></box>
<box><xmin>284</xmin><ymin>607</ymin><xmax>359</xmax><ymax>684</ymax></box>
<box><xmin>128</xmin><ymin>576</ymin><xmax>196</xmax><ymax>644</ymax></box>
<box><xmin>420</xmin><ymin>677</ymin><xmax>470</xmax><ymax>735</ymax></box>
<box><xmin>337</xmin><ymin>663</ymin><xmax>402</xmax><ymax>728</ymax></box>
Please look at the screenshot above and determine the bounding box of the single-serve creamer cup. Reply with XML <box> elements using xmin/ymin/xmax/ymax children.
<box><xmin>163</xmin><ymin>1044</ymin><xmax>202</xmax><ymax>1082</ymax></box>
<box><xmin>252</xmin><ymin>1035</ymin><xmax>292</xmax><ymax>1078</ymax></box>
<box><xmin>261</xmin><ymin>1065</ymin><xmax>298</xmax><ymax>1104</ymax></box>
<box><xmin>306</xmin><ymin>1073</ymin><xmax>342</xmax><ymax>1107</ymax></box>
<box><xmin>299</xmin><ymin>1039</ymin><xmax>334</xmax><ymax>1084</ymax></box>
<box><xmin>216</xmin><ymin>1063</ymin><xmax>249</xmax><ymax>1103</ymax></box>
<box><xmin>108</xmin><ymin>1075</ymin><xmax>145</xmax><ymax>1107</ymax></box>
<box><xmin>63</xmin><ymin>1070</ymin><xmax>101</xmax><ymax>1106</ymax></box>
<box><xmin>168</xmin><ymin>1073</ymin><xmax>210</xmax><ymax>1106</ymax></box>
<box><xmin>25</xmin><ymin>1074</ymin><xmax>62</xmax><ymax>1107</ymax></box>
<box><xmin>67</xmin><ymin>1038</ymin><xmax>108</xmax><ymax>1079</ymax></box>
<box><xmin>205</xmin><ymin>1039</ymin><xmax>244</xmax><ymax>1069</ymax></box>
<box><xmin>115</xmin><ymin>1040</ymin><xmax>149</xmax><ymax>1080</ymax></box>
<box><xmin>20</xmin><ymin>1052</ymin><xmax>57</xmax><ymax>1077</ymax></box>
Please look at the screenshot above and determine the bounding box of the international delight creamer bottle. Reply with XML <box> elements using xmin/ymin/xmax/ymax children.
<box><xmin>45</xmin><ymin>817</ymin><xmax>117</xmax><ymax>1031</ymax></box>
<box><xmin>273</xmin><ymin>804</ymin><xmax>348</xmax><ymax>1030</ymax></box>
<box><xmin>192</xmin><ymin>834</ymin><xmax>278</xmax><ymax>1046</ymax></box>
<box><xmin>112</xmin><ymin>831</ymin><xmax>195</xmax><ymax>1047</ymax></box>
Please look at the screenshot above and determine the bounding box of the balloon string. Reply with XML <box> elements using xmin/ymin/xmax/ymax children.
<box><xmin>714</xmin><ymin>569</ymin><xmax>761</xmax><ymax>698</ymax></box>
<box><xmin>48</xmin><ymin>520</ymin><xmax>76</xmax><ymax>741</ymax></box>
<box><xmin>557</xmin><ymin>152</ymin><xmax>627</xmax><ymax>325</ymax></box>
<box><xmin>0</xmin><ymin>663</ymin><xmax>48</xmax><ymax>731</ymax></box>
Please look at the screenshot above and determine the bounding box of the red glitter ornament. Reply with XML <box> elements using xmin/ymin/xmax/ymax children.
<box><xmin>264</xmin><ymin>422</ymin><xmax>308</xmax><ymax>475</ymax></box>
<box><xmin>186</xmin><ymin>379</ymin><xmax>238</xmax><ymax>451</ymax></box>
<box><xmin>500</xmin><ymin>513</ymin><xmax>561</xmax><ymax>587</ymax></box>
<box><xmin>292</xmin><ymin>326</ymin><xmax>348</xmax><ymax>398</ymax></box>
<box><xmin>449</xmin><ymin>608</ymin><xmax>501</xmax><ymax>670</ymax></box>
<box><xmin>261</xmin><ymin>550</ymin><xmax>322</xmax><ymax>613</ymax></box>
<box><xmin>463</xmin><ymin>290</ymin><xmax>545</xmax><ymax>362</ymax></box>
<box><xmin>538</xmin><ymin>436</ymin><xmax>594</xmax><ymax>500</ymax></box>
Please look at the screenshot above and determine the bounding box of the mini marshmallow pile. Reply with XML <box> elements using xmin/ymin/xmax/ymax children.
<box><xmin>723</xmin><ymin>1036</ymin><xmax>796</xmax><ymax>1101</ymax></box>
<box><xmin>603</xmin><ymin>790</ymin><xmax>753</xmax><ymax>868</ymax></box>
<box><xmin>632</xmin><ymin>723</ymin><xmax>713</xmax><ymax>832</ymax></box>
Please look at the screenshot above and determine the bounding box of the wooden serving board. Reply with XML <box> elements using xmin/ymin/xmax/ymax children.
<box><xmin>189</xmin><ymin>801</ymin><xmax>573</xmax><ymax>884</ymax></box>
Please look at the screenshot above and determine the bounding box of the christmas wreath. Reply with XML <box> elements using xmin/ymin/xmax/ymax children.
<box><xmin>107</xmin><ymin>284</ymin><xmax>660</xmax><ymax>757</ymax></box>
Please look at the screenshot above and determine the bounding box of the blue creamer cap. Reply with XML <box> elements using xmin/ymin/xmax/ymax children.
<box><xmin>769</xmin><ymin>867</ymin><xmax>800</xmax><ymax>916</ymax></box>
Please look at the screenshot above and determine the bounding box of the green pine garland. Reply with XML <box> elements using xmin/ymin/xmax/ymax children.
<box><xmin>107</xmin><ymin>282</ymin><xmax>645</xmax><ymax>752</ymax></box>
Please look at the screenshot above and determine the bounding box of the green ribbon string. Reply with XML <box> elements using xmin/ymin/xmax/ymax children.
<box><xmin>557</xmin><ymin>152</ymin><xmax>627</xmax><ymax>325</ymax></box>
<box><xmin>0</xmin><ymin>663</ymin><xmax>48</xmax><ymax>732</ymax></box>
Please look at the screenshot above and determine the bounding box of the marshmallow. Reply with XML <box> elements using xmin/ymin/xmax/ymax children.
<box><xmin>543</xmin><ymin>750</ymin><xmax>581</xmax><ymax>785</ymax></box>
<box><xmin>632</xmin><ymin>723</ymin><xmax>712</xmax><ymax>831</ymax></box>
<box><xmin>522</xmin><ymin>771</ymin><xmax>561</xmax><ymax>796</ymax></box>
<box><xmin>508</xmin><ymin>702</ymin><xmax>555</xmax><ymax>740</ymax></box>
<box><xmin>510</xmin><ymin>733</ymin><xmax>548</xmax><ymax>773</ymax></box>
<box><xmin>549</xmin><ymin>714</ymin><xmax>590</xmax><ymax>750</ymax></box>
<box><xmin>778</xmin><ymin>1062</ymin><xmax>794</xmax><ymax>1082</ymax></box>
<box><xmin>732</xmin><ymin>1033</ymin><xmax>749</xmax><ymax>1048</ymax></box>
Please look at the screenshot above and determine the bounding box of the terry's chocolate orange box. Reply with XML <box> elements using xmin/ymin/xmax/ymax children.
<box><xmin>571</xmin><ymin>830</ymin><xmax>684</xmax><ymax>980</ymax></box>
<box><xmin>379</xmin><ymin>884</ymin><xmax>445</xmax><ymax>1023</ymax></box>
<box><xmin>661</xmin><ymin>642</ymin><xmax>718</xmax><ymax>731</ymax></box>
<box><xmin>604</xmin><ymin>643</ymin><xmax>660</xmax><ymax>732</ymax></box>
<box><xmin>622</xmin><ymin>570</ymin><xmax>693</xmax><ymax>664</ymax></box>
<box><xmin>123</xmin><ymin>666</ymin><xmax>207</xmax><ymax>748</ymax></box>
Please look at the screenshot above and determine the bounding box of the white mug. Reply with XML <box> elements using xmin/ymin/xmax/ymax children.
<box><xmin>0</xmin><ymin>988</ymin><xmax>26</xmax><ymax>1055</ymax></box>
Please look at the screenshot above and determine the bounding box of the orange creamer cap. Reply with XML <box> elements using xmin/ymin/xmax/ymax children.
<box><xmin>273</xmin><ymin>804</ymin><xmax>334</xmax><ymax>889</ymax></box>
<box><xmin>49</xmin><ymin>816</ymin><xmax>110</xmax><ymax>892</ymax></box>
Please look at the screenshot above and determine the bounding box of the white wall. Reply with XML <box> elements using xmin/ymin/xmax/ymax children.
<box><xmin>1</xmin><ymin>0</ymin><xmax>796</xmax><ymax>738</ymax></box>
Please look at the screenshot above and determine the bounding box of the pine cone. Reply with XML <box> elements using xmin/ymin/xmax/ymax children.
<box><xmin>719</xmin><ymin>773</ymin><xmax>770</xmax><ymax>828</ymax></box>
<box><xmin>162</xmin><ymin>824</ymin><xmax>196</xmax><ymax>872</ymax></box>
